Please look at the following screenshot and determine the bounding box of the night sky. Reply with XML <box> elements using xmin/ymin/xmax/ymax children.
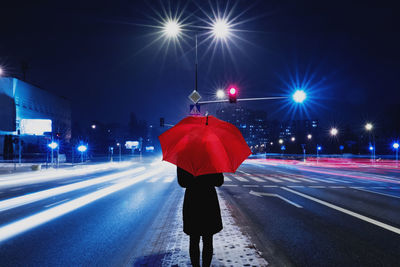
<box><xmin>1</xmin><ymin>0</ymin><xmax>399</xmax><ymax>129</ymax></box>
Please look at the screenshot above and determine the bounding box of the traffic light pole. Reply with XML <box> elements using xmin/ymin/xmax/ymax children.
<box><xmin>197</xmin><ymin>96</ymin><xmax>287</xmax><ymax>105</ymax></box>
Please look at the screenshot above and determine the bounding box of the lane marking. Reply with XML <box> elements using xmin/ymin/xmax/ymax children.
<box><xmin>263</xmin><ymin>185</ymin><xmax>278</xmax><ymax>188</ymax></box>
<box><xmin>289</xmin><ymin>176</ymin><xmax>317</xmax><ymax>183</ymax></box>
<box><xmin>352</xmin><ymin>187</ymin><xmax>400</xmax><ymax>199</ymax></box>
<box><xmin>223</xmin><ymin>184</ymin><xmax>238</xmax><ymax>187</ymax></box>
<box><xmin>231</xmin><ymin>175</ymin><xmax>249</xmax><ymax>182</ymax></box>
<box><xmin>287</xmin><ymin>185</ymin><xmax>305</xmax><ymax>188</ymax></box>
<box><xmin>329</xmin><ymin>186</ymin><xmax>346</xmax><ymax>189</ymax></box>
<box><xmin>224</xmin><ymin>177</ymin><xmax>232</xmax><ymax>182</ymax></box>
<box><xmin>282</xmin><ymin>187</ymin><xmax>400</xmax><ymax>235</ymax></box>
<box><xmin>249</xmin><ymin>190</ymin><xmax>302</xmax><ymax>208</ymax></box>
<box><xmin>246</xmin><ymin>176</ymin><xmax>265</xmax><ymax>182</ymax></box>
<box><xmin>309</xmin><ymin>186</ymin><xmax>326</xmax><ymax>188</ymax></box>
<box><xmin>306</xmin><ymin>177</ymin><xmax>335</xmax><ymax>184</ymax></box>
<box><xmin>277</xmin><ymin>176</ymin><xmax>300</xmax><ymax>183</ymax></box>
<box><xmin>325</xmin><ymin>178</ymin><xmax>352</xmax><ymax>184</ymax></box>
<box><xmin>10</xmin><ymin>187</ymin><xmax>23</xmax><ymax>191</ymax></box>
<box><xmin>243</xmin><ymin>185</ymin><xmax>260</xmax><ymax>187</ymax></box>
<box><xmin>258</xmin><ymin>176</ymin><xmax>283</xmax><ymax>183</ymax></box>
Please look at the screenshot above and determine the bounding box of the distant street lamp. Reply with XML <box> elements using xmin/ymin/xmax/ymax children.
<box><xmin>291</xmin><ymin>137</ymin><xmax>296</xmax><ymax>142</ymax></box>
<box><xmin>365</xmin><ymin>123</ymin><xmax>373</xmax><ymax>131</ymax></box>
<box><xmin>211</xmin><ymin>18</ymin><xmax>231</xmax><ymax>39</ymax></box>
<box><xmin>163</xmin><ymin>19</ymin><xmax>182</xmax><ymax>38</ymax></box>
<box><xmin>317</xmin><ymin>145</ymin><xmax>322</xmax><ymax>164</ymax></box>
<box><xmin>365</xmin><ymin>122</ymin><xmax>375</xmax><ymax>162</ymax></box>
<box><xmin>117</xmin><ymin>143</ymin><xmax>122</xmax><ymax>162</ymax></box>
<box><xmin>292</xmin><ymin>90</ymin><xmax>307</xmax><ymax>103</ymax></box>
<box><xmin>216</xmin><ymin>89</ymin><xmax>225</xmax><ymax>99</ymax></box>
<box><xmin>48</xmin><ymin>142</ymin><xmax>58</xmax><ymax>167</ymax></box>
<box><xmin>91</xmin><ymin>124</ymin><xmax>96</xmax><ymax>129</ymax></box>
<box><xmin>77</xmin><ymin>144</ymin><xmax>88</xmax><ymax>163</ymax></box>
<box><xmin>278</xmin><ymin>139</ymin><xmax>284</xmax><ymax>144</ymax></box>
<box><xmin>307</xmin><ymin>134</ymin><xmax>312</xmax><ymax>140</ymax></box>
<box><xmin>393</xmin><ymin>142</ymin><xmax>399</xmax><ymax>167</ymax></box>
<box><xmin>330</xmin><ymin>128</ymin><xmax>338</xmax><ymax>136</ymax></box>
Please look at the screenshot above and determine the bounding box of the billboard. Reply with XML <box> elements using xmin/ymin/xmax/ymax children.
<box><xmin>20</xmin><ymin>119</ymin><xmax>52</xmax><ymax>135</ymax></box>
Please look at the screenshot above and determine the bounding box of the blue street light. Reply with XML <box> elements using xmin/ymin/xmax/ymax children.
<box><xmin>393</xmin><ymin>143</ymin><xmax>399</xmax><ymax>149</ymax></box>
<box><xmin>317</xmin><ymin>146</ymin><xmax>322</xmax><ymax>151</ymax></box>
<box><xmin>292</xmin><ymin>90</ymin><xmax>307</xmax><ymax>103</ymax></box>
<box><xmin>48</xmin><ymin>142</ymin><xmax>58</xmax><ymax>149</ymax></box>
<box><xmin>77</xmin><ymin>145</ymin><xmax>87</xmax><ymax>152</ymax></box>
<box><xmin>369</xmin><ymin>146</ymin><xmax>374</xmax><ymax>151</ymax></box>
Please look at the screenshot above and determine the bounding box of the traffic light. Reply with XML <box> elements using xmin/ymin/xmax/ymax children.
<box><xmin>160</xmin><ymin>117</ymin><xmax>165</xmax><ymax>127</ymax></box>
<box><xmin>228</xmin><ymin>87</ymin><xmax>237</xmax><ymax>103</ymax></box>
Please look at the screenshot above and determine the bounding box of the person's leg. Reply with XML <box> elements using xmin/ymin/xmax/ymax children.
<box><xmin>202</xmin><ymin>235</ymin><xmax>213</xmax><ymax>267</ymax></box>
<box><xmin>189</xmin><ymin>235</ymin><xmax>201</xmax><ymax>267</ymax></box>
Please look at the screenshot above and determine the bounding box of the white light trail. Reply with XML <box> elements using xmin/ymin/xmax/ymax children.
<box><xmin>0</xmin><ymin>162</ymin><xmax>136</xmax><ymax>189</ymax></box>
<box><xmin>0</xmin><ymin>166</ymin><xmax>166</xmax><ymax>243</ymax></box>
<box><xmin>0</xmin><ymin>167</ymin><xmax>145</xmax><ymax>212</ymax></box>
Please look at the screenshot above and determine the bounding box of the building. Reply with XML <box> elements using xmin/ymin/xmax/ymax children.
<box><xmin>0</xmin><ymin>77</ymin><xmax>71</xmax><ymax>158</ymax></box>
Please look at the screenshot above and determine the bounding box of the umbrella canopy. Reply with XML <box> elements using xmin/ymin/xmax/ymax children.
<box><xmin>158</xmin><ymin>115</ymin><xmax>251</xmax><ymax>176</ymax></box>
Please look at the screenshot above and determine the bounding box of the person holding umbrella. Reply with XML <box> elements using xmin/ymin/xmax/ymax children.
<box><xmin>159</xmin><ymin>115</ymin><xmax>251</xmax><ymax>266</ymax></box>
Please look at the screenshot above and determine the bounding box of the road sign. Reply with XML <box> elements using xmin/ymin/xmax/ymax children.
<box><xmin>188</xmin><ymin>90</ymin><xmax>201</xmax><ymax>103</ymax></box>
<box><xmin>190</xmin><ymin>104</ymin><xmax>201</xmax><ymax>115</ymax></box>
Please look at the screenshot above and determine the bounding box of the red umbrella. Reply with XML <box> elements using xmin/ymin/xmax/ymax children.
<box><xmin>158</xmin><ymin>115</ymin><xmax>251</xmax><ymax>176</ymax></box>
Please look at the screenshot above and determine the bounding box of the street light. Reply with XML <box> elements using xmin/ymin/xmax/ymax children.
<box><xmin>77</xmin><ymin>144</ymin><xmax>87</xmax><ymax>163</ymax></box>
<box><xmin>48</xmin><ymin>142</ymin><xmax>58</xmax><ymax>167</ymax></box>
<box><xmin>216</xmin><ymin>89</ymin><xmax>225</xmax><ymax>99</ymax></box>
<box><xmin>163</xmin><ymin>19</ymin><xmax>181</xmax><ymax>38</ymax></box>
<box><xmin>393</xmin><ymin>142</ymin><xmax>399</xmax><ymax>167</ymax></box>
<box><xmin>91</xmin><ymin>124</ymin><xmax>96</xmax><ymax>129</ymax></box>
<box><xmin>291</xmin><ymin>137</ymin><xmax>295</xmax><ymax>142</ymax></box>
<box><xmin>307</xmin><ymin>134</ymin><xmax>312</xmax><ymax>140</ymax></box>
<box><xmin>117</xmin><ymin>143</ymin><xmax>121</xmax><ymax>162</ymax></box>
<box><xmin>365</xmin><ymin>122</ymin><xmax>375</xmax><ymax>162</ymax></box>
<box><xmin>365</xmin><ymin>123</ymin><xmax>373</xmax><ymax>131</ymax></box>
<box><xmin>330</xmin><ymin>128</ymin><xmax>338</xmax><ymax>136</ymax></box>
<box><xmin>292</xmin><ymin>90</ymin><xmax>306</xmax><ymax>103</ymax></box>
<box><xmin>211</xmin><ymin>18</ymin><xmax>231</xmax><ymax>39</ymax></box>
<box><xmin>278</xmin><ymin>139</ymin><xmax>284</xmax><ymax>144</ymax></box>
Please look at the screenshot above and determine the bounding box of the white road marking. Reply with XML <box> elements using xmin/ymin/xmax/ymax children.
<box><xmin>306</xmin><ymin>177</ymin><xmax>335</xmax><ymax>184</ymax></box>
<box><xmin>45</xmin><ymin>198</ymin><xmax>70</xmax><ymax>208</ymax></box>
<box><xmin>372</xmin><ymin>187</ymin><xmax>385</xmax><ymax>189</ymax></box>
<box><xmin>263</xmin><ymin>185</ymin><xmax>278</xmax><ymax>188</ymax></box>
<box><xmin>163</xmin><ymin>176</ymin><xmax>175</xmax><ymax>183</ymax></box>
<box><xmin>309</xmin><ymin>186</ymin><xmax>326</xmax><ymax>188</ymax></box>
<box><xmin>277</xmin><ymin>176</ymin><xmax>300</xmax><ymax>183</ymax></box>
<box><xmin>282</xmin><ymin>187</ymin><xmax>400</xmax><ymax>235</ymax></box>
<box><xmin>10</xmin><ymin>187</ymin><xmax>23</xmax><ymax>191</ymax></box>
<box><xmin>259</xmin><ymin>176</ymin><xmax>283</xmax><ymax>183</ymax></box>
<box><xmin>287</xmin><ymin>186</ymin><xmax>305</xmax><ymax>188</ymax></box>
<box><xmin>249</xmin><ymin>190</ymin><xmax>302</xmax><ymax>208</ymax></box>
<box><xmin>223</xmin><ymin>184</ymin><xmax>238</xmax><ymax>187</ymax></box>
<box><xmin>148</xmin><ymin>176</ymin><xmax>162</xmax><ymax>183</ymax></box>
<box><xmin>231</xmin><ymin>175</ymin><xmax>249</xmax><ymax>182</ymax></box>
<box><xmin>246</xmin><ymin>176</ymin><xmax>265</xmax><ymax>182</ymax></box>
<box><xmin>224</xmin><ymin>177</ymin><xmax>232</xmax><ymax>182</ymax></box>
<box><xmin>290</xmin><ymin>176</ymin><xmax>317</xmax><ymax>183</ymax></box>
<box><xmin>352</xmin><ymin>187</ymin><xmax>400</xmax><ymax>199</ymax></box>
<box><xmin>329</xmin><ymin>186</ymin><xmax>346</xmax><ymax>189</ymax></box>
<box><xmin>243</xmin><ymin>185</ymin><xmax>260</xmax><ymax>187</ymax></box>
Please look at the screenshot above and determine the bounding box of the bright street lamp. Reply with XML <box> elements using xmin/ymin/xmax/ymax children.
<box><xmin>307</xmin><ymin>134</ymin><xmax>312</xmax><ymax>140</ymax></box>
<box><xmin>330</xmin><ymin>128</ymin><xmax>338</xmax><ymax>136</ymax></box>
<box><xmin>212</xmin><ymin>18</ymin><xmax>231</xmax><ymax>39</ymax></box>
<box><xmin>216</xmin><ymin>89</ymin><xmax>225</xmax><ymax>99</ymax></box>
<box><xmin>278</xmin><ymin>139</ymin><xmax>283</xmax><ymax>144</ymax></box>
<box><xmin>292</xmin><ymin>90</ymin><xmax>306</xmax><ymax>103</ymax></box>
<box><xmin>365</xmin><ymin>123</ymin><xmax>373</xmax><ymax>131</ymax></box>
<box><xmin>163</xmin><ymin>19</ymin><xmax>181</xmax><ymax>38</ymax></box>
<box><xmin>291</xmin><ymin>137</ymin><xmax>295</xmax><ymax>142</ymax></box>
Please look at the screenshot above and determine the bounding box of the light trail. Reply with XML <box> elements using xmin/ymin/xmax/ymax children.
<box><xmin>0</xmin><ymin>162</ymin><xmax>136</xmax><ymax>188</ymax></box>
<box><xmin>0</xmin><ymin>166</ymin><xmax>166</xmax><ymax>243</ymax></box>
<box><xmin>0</xmin><ymin>167</ymin><xmax>146</xmax><ymax>212</ymax></box>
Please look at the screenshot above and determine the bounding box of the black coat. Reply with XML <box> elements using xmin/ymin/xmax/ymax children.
<box><xmin>177</xmin><ymin>167</ymin><xmax>224</xmax><ymax>236</ymax></box>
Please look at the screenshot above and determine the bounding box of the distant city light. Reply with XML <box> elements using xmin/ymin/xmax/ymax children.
<box><xmin>163</xmin><ymin>19</ymin><xmax>181</xmax><ymax>38</ymax></box>
<box><xmin>212</xmin><ymin>18</ymin><xmax>231</xmax><ymax>39</ymax></box>
<box><xmin>125</xmin><ymin>141</ymin><xmax>139</xmax><ymax>149</ymax></box>
<box><xmin>365</xmin><ymin>123</ymin><xmax>373</xmax><ymax>131</ymax></box>
<box><xmin>216</xmin><ymin>89</ymin><xmax>225</xmax><ymax>99</ymax></box>
<box><xmin>270</xmin><ymin>142</ymin><xmax>273</xmax><ymax>146</ymax></box>
<box><xmin>91</xmin><ymin>124</ymin><xmax>96</xmax><ymax>129</ymax></box>
<box><xmin>48</xmin><ymin>142</ymin><xmax>58</xmax><ymax>149</ymax></box>
<box><xmin>116</xmin><ymin>143</ymin><xmax>120</xmax><ymax>146</ymax></box>
<box><xmin>339</xmin><ymin>145</ymin><xmax>344</xmax><ymax>150</ymax></box>
<box><xmin>77</xmin><ymin>145</ymin><xmax>87</xmax><ymax>152</ymax></box>
<box><xmin>291</xmin><ymin>137</ymin><xmax>296</xmax><ymax>142</ymax></box>
<box><xmin>278</xmin><ymin>139</ymin><xmax>283</xmax><ymax>144</ymax></box>
<box><xmin>307</xmin><ymin>134</ymin><xmax>312</xmax><ymax>140</ymax></box>
<box><xmin>292</xmin><ymin>90</ymin><xmax>306</xmax><ymax>103</ymax></box>
<box><xmin>330</xmin><ymin>128</ymin><xmax>338</xmax><ymax>136</ymax></box>
<box><xmin>369</xmin><ymin>146</ymin><xmax>374</xmax><ymax>151</ymax></box>
<box><xmin>145</xmin><ymin>146</ymin><xmax>155</xmax><ymax>152</ymax></box>
<box><xmin>393</xmin><ymin>143</ymin><xmax>399</xmax><ymax>149</ymax></box>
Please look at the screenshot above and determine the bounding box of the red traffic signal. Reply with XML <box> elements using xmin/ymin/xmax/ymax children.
<box><xmin>228</xmin><ymin>87</ymin><xmax>237</xmax><ymax>103</ymax></box>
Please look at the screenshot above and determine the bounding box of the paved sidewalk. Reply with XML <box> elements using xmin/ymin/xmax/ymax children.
<box><xmin>129</xmin><ymin>187</ymin><xmax>268</xmax><ymax>266</ymax></box>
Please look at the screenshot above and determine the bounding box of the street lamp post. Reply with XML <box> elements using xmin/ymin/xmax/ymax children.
<box><xmin>365</xmin><ymin>123</ymin><xmax>375</xmax><ymax>163</ymax></box>
<box><xmin>393</xmin><ymin>142</ymin><xmax>399</xmax><ymax>167</ymax></box>
<box><xmin>117</xmin><ymin>143</ymin><xmax>121</xmax><ymax>162</ymax></box>
<box><xmin>48</xmin><ymin>141</ymin><xmax>58</xmax><ymax>168</ymax></box>
<box><xmin>77</xmin><ymin>145</ymin><xmax>87</xmax><ymax>163</ymax></box>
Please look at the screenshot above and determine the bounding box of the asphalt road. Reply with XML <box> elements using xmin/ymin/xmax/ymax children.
<box><xmin>0</xmin><ymin>160</ymin><xmax>180</xmax><ymax>266</ymax></box>
<box><xmin>0</xmin><ymin>158</ymin><xmax>399</xmax><ymax>266</ymax></box>
<box><xmin>222</xmin><ymin>160</ymin><xmax>400</xmax><ymax>267</ymax></box>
